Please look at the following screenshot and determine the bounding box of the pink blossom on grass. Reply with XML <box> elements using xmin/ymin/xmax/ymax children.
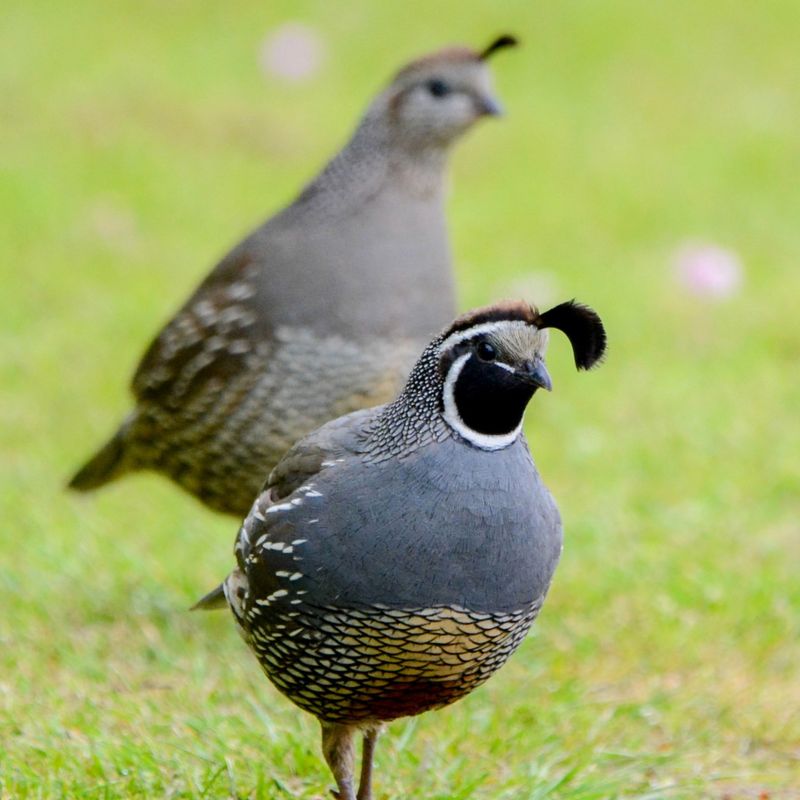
<box><xmin>673</xmin><ymin>241</ymin><xmax>744</xmax><ymax>300</ymax></box>
<box><xmin>258</xmin><ymin>23</ymin><xmax>325</xmax><ymax>83</ymax></box>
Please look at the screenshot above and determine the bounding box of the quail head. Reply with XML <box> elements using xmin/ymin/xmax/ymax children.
<box><xmin>195</xmin><ymin>299</ymin><xmax>606</xmax><ymax>800</ymax></box>
<box><xmin>68</xmin><ymin>35</ymin><xmax>518</xmax><ymax>516</ymax></box>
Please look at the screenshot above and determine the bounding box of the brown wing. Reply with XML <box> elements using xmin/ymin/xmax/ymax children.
<box><xmin>131</xmin><ymin>249</ymin><xmax>265</xmax><ymax>407</ymax></box>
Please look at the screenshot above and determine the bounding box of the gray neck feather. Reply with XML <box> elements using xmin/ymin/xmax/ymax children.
<box><xmin>297</xmin><ymin>96</ymin><xmax>450</xmax><ymax>208</ymax></box>
<box><xmin>361</xmin><ymin>337</ymin><xmax>450</xmax><ymax>461</ymax></box>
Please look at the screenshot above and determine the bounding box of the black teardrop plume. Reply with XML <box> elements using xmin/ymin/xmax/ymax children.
<box><xmin>535</xmin><ymin>301</ymin><xmax>607</xmax><ymax>370</ymax></box>
<box><xmin>479</xmin><ymin>34</ymin><xmax>519</xmax><ymax>61</ymax></box>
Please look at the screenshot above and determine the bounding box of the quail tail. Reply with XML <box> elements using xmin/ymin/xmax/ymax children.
<box><xmin>68</xmin><ymin>423</ymin><xmax>130</xmax><ymax>491</ymax></box>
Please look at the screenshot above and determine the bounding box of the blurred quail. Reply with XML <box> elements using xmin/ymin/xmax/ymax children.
<box><xmin>195</xmin><ymin>298</ymin><xmax>606</xmax><ymax>799</ymax></box>
<box><xmin>69</xmin><ymin>35</ymin><xmax>518</xmax><ymax>515</ymax></box>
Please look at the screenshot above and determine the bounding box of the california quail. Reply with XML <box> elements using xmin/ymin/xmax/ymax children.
<box><xmin>69</xmin><ymin>35</ymin><xmax>518</xmax><ymax>515</ymax></box>
<box><xmin>195</xmin><ymin>299</ymin><xmax>606</xmax><ymax>799</ymax></box>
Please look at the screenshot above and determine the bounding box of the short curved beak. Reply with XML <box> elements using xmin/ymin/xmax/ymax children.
<box><xmin>517</xmin><ymin>359</ymin><xmax>553</xmax><ymax>392</ymax></box>
<box><xmin>476</xmin><ymin>94</ymin><xmax>504</xmax><ymax>117</ymax></box>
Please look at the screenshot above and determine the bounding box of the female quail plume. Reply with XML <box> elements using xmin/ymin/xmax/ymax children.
<box><xmin>68</xmin><ymin>35</ymin><xmax>519</xmax><ymax>516</ymax></box>
<box><xmin>195</xmin><ymin>299</ymin><xmax>607</xmax><ymax>800</ymax></box>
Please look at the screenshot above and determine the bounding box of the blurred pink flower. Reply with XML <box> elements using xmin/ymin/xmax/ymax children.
<box><xmin>258</xmin><ymin>23</ymin><xmax>325</xmax><ymax>82</ymax></box>
<box><xmin>673</xmin><ymin>241</ymin><xmax>744</xmax><ymax>299</ymax></box>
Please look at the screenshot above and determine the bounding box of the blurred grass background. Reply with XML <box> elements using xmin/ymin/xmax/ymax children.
<box><xmin>1</xmin><ymin>0</ymin><xmax>799</xmax><ymax>797</ymax></box>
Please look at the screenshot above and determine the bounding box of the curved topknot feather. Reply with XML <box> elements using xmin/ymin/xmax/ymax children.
<box><xmin>534</xmin><ymin>301</ymin><xmax>607</xmax><ymax>370</ymax></box>
<box><xmin>479</xmin><ymin>34</ymin><xmax>519</xmax><ymax>61</ymax></box>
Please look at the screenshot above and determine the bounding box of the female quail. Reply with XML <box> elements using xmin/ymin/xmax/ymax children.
<box><xmin>69</xmin><ymin>36</ymin><xmax>518</xmax><ymax>515</ymax></box>
<box><xmin>196</xmin><ymin>299</ymin><xmax>607</xmax><ymax>799</ymax></box>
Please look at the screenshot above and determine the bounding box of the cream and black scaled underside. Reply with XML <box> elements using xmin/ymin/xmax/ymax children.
<box><xmin>228</xmin><ymin>438</ymin><xmax>558</xmax><ymax>723</ymax></box>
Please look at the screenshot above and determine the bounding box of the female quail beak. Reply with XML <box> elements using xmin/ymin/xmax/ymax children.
<box><xmin>476</xmin><ymin>94</ymin><xmax>504</xmax><ymax>116</ymax></box>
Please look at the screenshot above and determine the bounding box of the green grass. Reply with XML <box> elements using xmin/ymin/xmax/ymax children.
<box><xmin>2</xmin><ymin>0</ymin><xmax>799</xmax><ymax>797</ymax></box>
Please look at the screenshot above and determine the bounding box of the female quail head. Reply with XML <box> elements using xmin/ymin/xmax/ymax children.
<box><xmin>68</xmin><ymin>35</ymin><xmax>519</xmax><ymax>516</ymax></box>
<box><xmin>195</xmin><ymin>299</ymin><xmax>607</xmax><ymax>800</ymax></box>
<box><xmin>376</xmin><ymin>34</ymin><xmax>518</xmax><ymax>148</ymax></box>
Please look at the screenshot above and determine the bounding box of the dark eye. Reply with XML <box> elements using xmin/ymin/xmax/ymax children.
<box><xmin>476</xmin><ymin>341</ymin><xmax>497</xmax><ymax>362</ymax></box>
<box><xmin>427</xmin><ymin>79</ymin><xmax>451</xmax><ymax>98</ymax></box>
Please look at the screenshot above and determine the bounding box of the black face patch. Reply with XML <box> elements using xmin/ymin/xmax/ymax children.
<box><xmin>453</xmin><ymin>355</ymin><xmax>535</xmax><ymax>437</ymax></box>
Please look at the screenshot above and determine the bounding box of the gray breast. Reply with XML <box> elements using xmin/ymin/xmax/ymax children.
<box><xmin>266</xmin><ymin>435</ymin><xmax>562</xmax><ymax>614</ymax></box>
<box><xmin>247</xmin><ymin>184</ymin><xmax>454</xmax><ymax>341</ymax></box>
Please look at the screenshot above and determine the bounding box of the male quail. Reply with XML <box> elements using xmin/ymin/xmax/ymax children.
<box><xmin>69</xmin><ymin>35</ymin><xmax>518</xmax><ymax>515</ymax></box>
<box><xmin>195</xmin><ymin>299</ymin><xmax>607</xmax><ymax>799</ymax></box>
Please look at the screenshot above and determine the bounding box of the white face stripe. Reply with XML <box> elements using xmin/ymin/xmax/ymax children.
<box><xmin>441</xmin><ymin>352</ymin><xmax>522</xmax><ymax>451</ymax></box>
<box><xmin>493</xmin><ymin>360</ymin><xmax>515</xmax><ymax>373</ymax></box>
<box><xmin>436</xmin><ymin>320</ymin><xmax>535</xmax><ymax>356</ymax></box>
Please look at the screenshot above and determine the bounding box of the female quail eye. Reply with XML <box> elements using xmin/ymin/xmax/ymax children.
<box><xmin>427</xmin><ymin>79</ymin><xmax>451</xmax><ymax>98</ymax></box>
<box><xmin>476</xmin><ymin>341</ymin><xmax>497</xmax><ymax>362</ymax></box>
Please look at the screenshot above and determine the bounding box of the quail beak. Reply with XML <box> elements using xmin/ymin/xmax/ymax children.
<box><xmin>475</xmin><ymin>94</ymin><xmax>504</xmax><ymax>117</ymax></box>
<box><xmin>517</xmin><ymin>359</ymin><xmax>553</xmax><ymax>392</ymax></box>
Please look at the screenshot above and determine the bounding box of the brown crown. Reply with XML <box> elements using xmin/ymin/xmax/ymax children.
<box><xmin>394</xmin><ymin>34</ymin><xmax>519</xmax><ymax>80</ymax></box>
<box><xmin>394</xmin><ymin>47</ymin><xmax>482</xmax><ymax>81</ymax></box>
<box><xmin>441</xmin><ymin>301</ymin><xmax>540</xmax><ymax>338</ymax></box>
